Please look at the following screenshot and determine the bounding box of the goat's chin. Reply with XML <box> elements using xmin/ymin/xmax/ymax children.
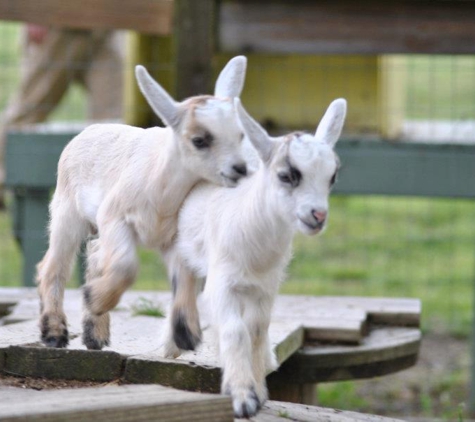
<box><xmin>297</xmin><ymin>219</ymin><xmax>325</xmax><ymax>236</ymax></box>
<box><xmin>221</xmin><ymin>175</ymin><xmax>239</xmax><ymax>188</ymax></box>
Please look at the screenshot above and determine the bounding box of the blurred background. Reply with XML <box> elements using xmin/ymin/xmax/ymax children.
<box><xmin>0</xmin><ymin>1</ymin><xmax>474</xmax><ymax>420</ymax></box>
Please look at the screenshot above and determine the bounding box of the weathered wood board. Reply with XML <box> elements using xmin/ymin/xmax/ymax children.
<box><xmin>0</xmin><ymin>384</ymin><xmax>233</xmax><ymax>422</ymax></box>
<box><xmin>0</xmin><ymin>0</ymin><xmax>173</xmax><ymax>35</ymax></box>
<box><xmin>0</xmin><ymin>385</ymin><xmax>405</xmax><ymax>422</ymax></box>
<box><xmin>257</xmin><ymin>400</ymin><xmax>405</xmax><ymax>422</ymax></box>
<box><xmin>269</xmin><ymin>327</ymin><xmax>421</xmax><ymax>385</ymax></box>
<box><xmin>0</xmin><ymin>289</ymin><xmax>421</xmax><ymax>394</ymax></box>
<box><xmin>220</xmin><ymin>0</ymin><xmax>475</xmax><ymax>55</ymax></box>
<box><xmin>3</xmin><ymin>0</ymin><xmax>475</xmax><ymax>55</ymax></box>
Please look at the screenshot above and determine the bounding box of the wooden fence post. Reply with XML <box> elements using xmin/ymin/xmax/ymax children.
<box><xmin>173</xmin><ymin>0</ymin><xmax>216</xmax><ymax>100</ymax></box>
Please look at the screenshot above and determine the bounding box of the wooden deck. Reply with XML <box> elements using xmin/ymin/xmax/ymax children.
<box><xmin>0</xmin><ymin>384</ymin><xmax>405</xmax><ymax>421</ymax></box>
<box><xmin>0</xmin><ymin>289</ymin><xmax>421</xmax><ymax>395</ymax></box>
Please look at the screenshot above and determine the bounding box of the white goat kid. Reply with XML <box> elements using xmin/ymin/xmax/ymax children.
<box><xmin>168</xmin><ymin>98</ymin><xmax>346</xmax><ymax>418</ymax></box>
<box><xmin>36</xmin><ymin>56</ymin><xmax>249</xmax><ymax>350</ymax></box>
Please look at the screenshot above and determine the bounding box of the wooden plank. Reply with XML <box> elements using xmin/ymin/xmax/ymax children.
<box><xmin>4</xmin><ymin>346</ymin><xmax>124</xmax><ymax>382</ymax></box>
<box><xmin>272</xmin><ymin>301</ymin><xmax>368</xmax><ymax>343</ymax></box>
<box><xmin>267</xmin><ymin>383</ymin><xmax>317</xmax><ymax>406</ymax></box>
<box><xmin>0</xmin><ymin>290</ymin><xmax>421</xmax><ymax>389</ymax></box>
<box><xmin>0</xmin><ymin>288</ymin><xmax>36</xmax><ymax>318</ymax></box>
<box><xmin>220</xmin><ymin>0</ymin><xmax>475</xmax><ymax>55</ymax></box>
<box><xmin>0</xmin><ymin>291</ymin><xmax>306</xmax><ymax>393</ymax></box>
<box><xmin>269</xmin><ymin>327</ymin><xmax>421</xmax><ymax>384</ymax></box>
<box><xmin>0</xmin><ymin>0</ymin><xmax>174</xmax><ymax>35</ymax></box>
<box><xmin>275</xmin><ymin>296</ymin><xmax>421</xmax><ymax>328</ymax></box>
<box><xmin>123</xmin><ymin>321</ymin><xmax>304</xmax><ymax>392</ymax></box>
<box><xmin>0</xmin><ymin>384</ymin><xmax>233</xmax><ymax>422</ymax></box>
<box><xmin>258</xmin><ymin>400</ymin><xmax>405</xmax><ymax>422</ymax></box>
<box><xmin>173</xmin><ymin>0</ymin><xmax>216</xmax><ymax>99</ymax></box>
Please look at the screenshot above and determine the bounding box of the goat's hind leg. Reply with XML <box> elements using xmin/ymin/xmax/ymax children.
<box><xmin>81</xmin><ymin>238</ymin><xmax>110</xmax><ymax>350</ymax></box>
<box><xmin>37</xmin><ymin>199</ymin><xmax>87</xmax><ymax>348</ymax></box>
<box><xmin>171</xmin><ymin>264</ymin><xmax>202</xmax><ymax>351</ymax></box>
<box><xmin>162</xmin><ymin>251</ymin><xmax>202</xmax><ymax>356</ymax></box>
<box><xmin>82</xmin><ymin>220</ymin><xmax>138</xmax><ymax>350</ymax></box>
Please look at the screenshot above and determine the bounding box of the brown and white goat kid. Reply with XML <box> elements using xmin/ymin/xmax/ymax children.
<box><xmin>36</xmin><ymin>56</ymin><xmax>250</xmax><ymax>350</ymax></box>
<box><xmin>165</xmin><ymin>98</ymin><xmax>346</xmax><ymax>418</ymax></box>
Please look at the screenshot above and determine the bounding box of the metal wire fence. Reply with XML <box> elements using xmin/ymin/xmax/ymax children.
<box><xmin>0</xmin><ymin>22</ymin><xmax>474</xmax><ymax>340</ymax></box>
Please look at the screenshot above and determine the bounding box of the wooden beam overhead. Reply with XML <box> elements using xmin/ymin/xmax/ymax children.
<box><xmin>220</xmin><ymin>0</ymin><xmax>475</xmax><ymax>55</ymax></box>
<box><xmin>0</xmin><ymin>0</ymin><xmax>174</xmax><ymax>35</ymax></box>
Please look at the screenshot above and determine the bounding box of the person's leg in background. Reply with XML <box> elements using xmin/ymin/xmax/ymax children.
<box><xmin>0</xmin><ymin>27</ymin><xmax>103</xmax><ymax>206</ymax></box>
<box><xmin>79</xmin><ymin>31</ymin><xmax>124</xmax><ymax>121</ymax></box>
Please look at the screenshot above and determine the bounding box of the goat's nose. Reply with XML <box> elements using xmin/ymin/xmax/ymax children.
<box><xmin>312</xmin><ymin>210</ymin><xmax>327</xmax><ymax>224</ymax></box>
<box><xmin>232</xmin><ymin>163</ymin><xmax>247</xmax><ymax>177</ymax></box>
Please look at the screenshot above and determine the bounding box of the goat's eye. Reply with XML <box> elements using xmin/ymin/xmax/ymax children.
<box><xmin>278</xmin><ymin>166</ymin><xmax>302</xmax><ymax>188</ymax></box>
<box><xmin>192</xmin><ymin>136</ymin><xmax>211</xmax><ymax>149</ymax></box>
<box><xmin>330</xmin><ymin>171</ymin><xmax>337</xmax><ymax>186</ymax></box>
<box><xmin>290</xmin><ymin>167</ymin><xmax>302</xmax><ymax>185</ymax></box>
<box><xmin>278</xmin><ymin>173</ymin><xmax>292</xmax><ymax>184</ymax></box>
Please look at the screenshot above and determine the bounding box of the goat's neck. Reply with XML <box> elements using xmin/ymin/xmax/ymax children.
<box><xmin>148</xmin><ymin>128</ymin><xmax>197</xmax><ymax>217</ymax></box>
<box><xmin>243</xmin><ymin>169</ymin><xmax>294</xmax><ymax>250</ymax></box>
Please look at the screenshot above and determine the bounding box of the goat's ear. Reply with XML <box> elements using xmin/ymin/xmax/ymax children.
<box><xmin>234</xmin><ymin>98</ymin><xmax>273</xmax><ymax>162</ymax></box>
<box><xmin>135</xmin><ymin>65</ymin><xmax>179</xmax><ymax>128</ymax></box>
<box><xmin>214</xmin><ymin>56</ymin><xmax>247</xmax><ymax>98</ymax></box>
<box><xmin>315</xmin><ymin>98</ymin><xmax>347</xmax><ymax>147</ymax></box>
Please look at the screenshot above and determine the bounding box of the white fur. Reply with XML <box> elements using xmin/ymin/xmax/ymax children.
<box><xmin>165</xmin><ymin>98</ymin><xmax>347</xmax><ymax>417</ymax></box>
<box><xmin>36</xmin><ymin>56</ymin><xmax>250</xmax><ymax>350</ymax></box>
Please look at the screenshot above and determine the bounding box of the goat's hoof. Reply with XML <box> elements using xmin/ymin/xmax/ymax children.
<box><xmin>224</xmin><ymin>385</ymin><xmax>261</xmax><ymax>418</ymax></box>
<box><xmin>42</xmin><ymin>334</ymin><xmax>69</xmax><ymax>348</ymax></box>
<box><xmin>256</xmin><ymin>383</ymin><xmax>269</xmax><ymax>407</ymax></box>
<box><xmin>162</xmin><ymin>338</ymin><xmax>182</xmax><ymax>359</ymax></box>
<box><xmin>82</xmin><ymin>317</ymin><xmax>110</xmax><ymax>350</ymax></box>
<box><xmin>172</xmin><ymin>311</ymin><xmax>202</xmax><ymax>351</ymax></box>
<box><xmin>40</xmin><ymin>313</ymin><xmax>69</xmax><ymax>348</ymax></box>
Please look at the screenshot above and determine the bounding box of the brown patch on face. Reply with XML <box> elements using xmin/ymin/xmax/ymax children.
<box><xmin>183</xmin><ymin>95</ymin><xmax>215</xmax><ymax>107</ymax></box>
<box><xmin>178</xmin><ymin>96</ymin><xmax>216</xmax><ymax>141</ymax></box>
<box><xmin>283</xmin><ymin>131</ymin><xmax>305</xmax><ymax>144</ymax></box>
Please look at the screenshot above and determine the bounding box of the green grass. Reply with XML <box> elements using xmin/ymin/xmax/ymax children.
<box><xmin>0</xmin><ymin>195</ymin><xmax>473</xmax><ymax>337</ymax></box>
<box><xmin>277</xmin><ymin>410</ymin><xmax>291</xmax><ymax>419</ymax></box>
<box><xmin>130</xmin><ymin>297</ymin><xmax>165</xmax><ymax>318</ymax></box>
<box><xmin>405</xmin><ymin>55</ymin><xmax>475</xmax><ymax>120</ymax></box>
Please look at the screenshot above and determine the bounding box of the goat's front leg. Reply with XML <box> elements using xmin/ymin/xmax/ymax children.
<box><xmin>244</xmin><ymin>293</ymin><xmax>277</xmax><ymax>406</ymax></box>
<box><xmin>82</xmin><ymin>220</ymin><xmax>138</xmax><ymax>350</ymax></box>
<box><xmin>211</xmin><ymin>282</ymin><xmax>260</xmax><ymax>418</ymax></box>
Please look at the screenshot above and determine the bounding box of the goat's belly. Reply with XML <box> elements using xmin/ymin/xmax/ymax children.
<box><xmin>179</xmin><ymin>240</ymin><xmax>208</xmax><ymax>279</ymax></box>
<box><xmin>77</xmin><ymin>186</ymin><xmax>103</xmax><ymax>225</ymax></box>
<box><xmin>132</xmin><ymin>214</ymin><xmax>178</xmax><ymax>251</ymax></box>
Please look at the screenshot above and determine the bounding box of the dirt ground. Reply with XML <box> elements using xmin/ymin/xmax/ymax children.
<box><xmin>0</xmin><ymin>333</ymin><xmax>470</xmax><ymax>420</ymax></box>
<box><xmin>349</xmin><ymin>332</ymin><xmax>470</xmax><ymax>420</ymax></box>
<box><xmin>0</xmin><ymin>375</ymin><xmax>117</xmax><ymax>390</ymax></box>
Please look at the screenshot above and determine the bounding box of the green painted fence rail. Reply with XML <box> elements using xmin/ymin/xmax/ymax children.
<box><xmin>6</xmin><ymin>130</ymin><xmax>475</xmax><ymax>287</ymax></box>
